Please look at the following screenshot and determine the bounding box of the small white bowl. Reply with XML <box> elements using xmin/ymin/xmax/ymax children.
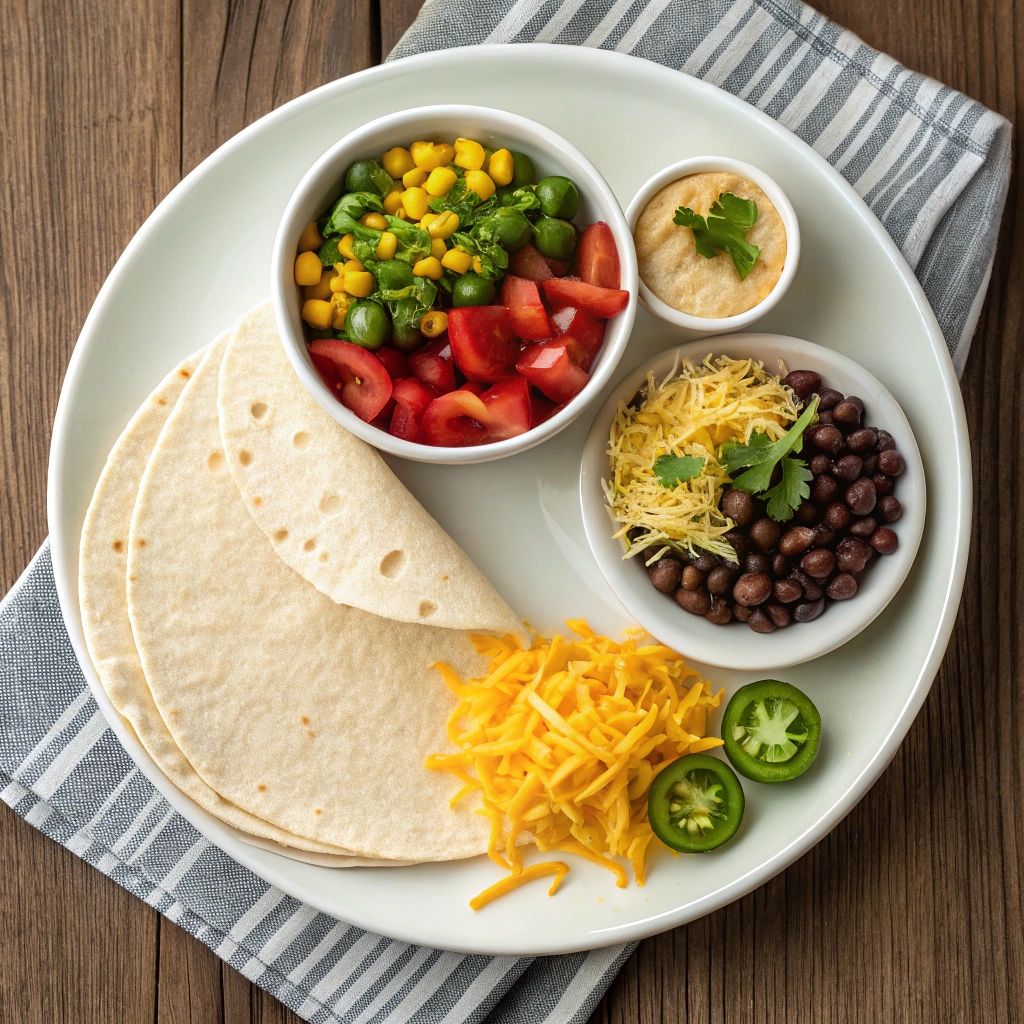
<box><xmin>625</xmin><ymin>157</ymin><xmax>800</xmax><ymax>335</ymax></box>
<box><xmin>580</xmin><ymin>334</ymin><xmax>925</xmax><ymax>671</ymax></box>
<box><xmin>272</xmin><ymin>105</ymin><xmax>637</xmax><ymax>465</ymax></box>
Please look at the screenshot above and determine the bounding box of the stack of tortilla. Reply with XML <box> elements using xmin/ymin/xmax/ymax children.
<box><xmin>78</xmin><ymin>301</ymin><xmax>524</xmax><ymax>866</ymax></box>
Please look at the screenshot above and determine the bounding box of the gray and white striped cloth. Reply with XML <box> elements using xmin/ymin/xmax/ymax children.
<box><xmin>1</xmin><ymin>2</ymin><xmax>1009</xmax><ymax>1022</ymax></box>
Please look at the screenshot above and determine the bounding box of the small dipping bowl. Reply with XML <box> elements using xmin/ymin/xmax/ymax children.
<box><xmin>625</xmin><ymin>157</ymin><xmax>800</xmax><ymax>335</ymax></box>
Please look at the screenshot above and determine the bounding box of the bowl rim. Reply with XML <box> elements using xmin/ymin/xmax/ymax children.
<box><xmin>624</xmin><ymin>156</ymin><xmax>801</xmax><ymax>334</ymax></box>
<box><xmin>580</xmin><ymin>333</ymin><xmax>926</xmax><ymax>671</ymax></box>
<box><xmin>271</xmin><ymin>102</ymin><xmax>638</xmax><ymax>465</ymax></box>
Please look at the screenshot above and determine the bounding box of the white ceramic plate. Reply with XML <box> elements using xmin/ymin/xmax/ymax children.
<box><xmin>48</xmin><ymin>45</ymin><xmax>970</xmax><ymax>956</ymax></box>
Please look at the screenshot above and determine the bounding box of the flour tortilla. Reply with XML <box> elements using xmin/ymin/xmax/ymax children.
<box><xmin>634</xmin><ymin>171</ymin><xmax>787</xmax><ymax>319</ymax></box>
<box><xmin>217</xmin><ymin>301</ymin><xmax>524</xmax><ymax>638</ymax></box>
<box><xmin>126</xmin><ymin>333</ymin><xmax>492</xmax><ymax>861</ymax></box>
<box><xmin>78</xmin><ymin>343</ymin><xmax>389</xmax><ymax>865</ymax></box>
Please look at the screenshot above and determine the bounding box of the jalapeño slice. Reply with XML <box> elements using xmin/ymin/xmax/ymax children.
<box><xmin>722</xmin><ymin>680</ymin><xmax>821</xmax><ymax>783</ymax></box>
<box><xmin>648</xmin><ymin>753</ymin><xmax>744</xmax><ymax>853</ymax></box>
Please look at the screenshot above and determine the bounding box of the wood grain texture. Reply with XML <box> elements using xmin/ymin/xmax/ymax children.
<box><xmin>1</xmin><ymin>0</ymin><xmax>1021</xmax><ymax>1020</ymax></box>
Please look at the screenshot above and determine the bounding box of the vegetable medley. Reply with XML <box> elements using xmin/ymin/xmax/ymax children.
<box><xmin>293</xmin><ymin>135</ymin><xmax>629</xmax><ymax>446</ymax></box>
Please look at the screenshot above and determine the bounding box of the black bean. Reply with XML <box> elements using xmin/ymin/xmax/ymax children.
<box><xmin>812</xmin><ymin>524</ymin><xmax>835</xmax><ymax>547</ymax></box>
<box><xmin>816</xmin><ymin>388</ymin><xmax>844</xmax><ymax>411</ymax></box>
<box><xmin>862</xmin><ymin>454</ymin><xmax>878</xmax><ymax>475</ymax></box>
<box><xmin>832</xmin><ymin>454</ymin><xmax>864</xmax><ymax>481</ymax></box>
<box><xmin>809</xmin><ymin>424</ymin><xmax>843</xmax><ymax>455</ymax></box>
<box><xmin>800</xmin><ymin>548</ymin><xmax>836</xmax><ymax>579</ymax></box>
<box><xmin>834</xmin><ymin>397</ymin><xmax>864</xmax><ymax>428</ymax></box>
<box><xmin>791</xmin><ymin>569</ymin><xmax>823</xmax><ymax>601</ymax></box>
<box><xmin>772</xmin><ymin>553</ymin><xmax>791</xmax><ymax>577</ymax></box>
<box><xmin>810</xmin><ymin>454</ymin><xmax>832</xmax><ymax>475</ymax></box>
<box><xmin>733</xmin><ymin>572</ymin><xmax>772</xmax><ymax>607</ymax></box>
<box><xmin>720</xmin><ymin>488</ymin><xmax>755</xmax><ymax>526</ymax></box>
<box><xmin>836</xmin><ymin>536</ymin><xmax>872</xmax><ymax>573</ymax></box>
<box><xmin>733</xmin><ymin>604</ymin><xmax>752</xmax><ymax>623</ymax></box>
<box><xmin>872</xmin><ymin>473</ymin><xmax>894</xmax><ymax>496</ymax></box>
<box><xmin>749</xmin><ymin>517</ymin><xmax>782</xmax><ymax>551</ymax></box>
<box><xmin>681</xmin><ymin>565</ymin><xmax>705</xmax><ymax>590</ymax></box>
<box><xmin>647</xmin><ymin>557</ymin><xmax>682</xmax><ymax>593</ymax></box>
<box><xmin>877</xmin><ymin>449</ymin><xmax>905</xmax><ymax>476</ymax></box>
<box><xmin>705</xmin><ymin>596</ymin><xmax>733</xmax><ymax>625</ymax></box>
<box><xmin>849</xmin><ymin>516</ymin><xmax>877</xmax><ymax>538</ymax></box>
<box><xmin>811</xmin><ymin>474</ymin><xmax>838</xmax><ymax>503</ymax></box>
<box><xmin>793</xmin><ymin>597</ymin><xmax>826</xmax><ymax>622</ymax></box>
<box><xmin>845</xmin><ymin>477</ymin><xmax>877</xmax><ymax>515</ymax></box>
<box><xmin>675</xmin><ymin>587</ymin><xmax>711</xmax><ymax>615</ymax></box>
<box><xmin>690</xmin><ymin>551</ymin><xmax>719</xmax><ymax>573</ymax></box>
<box><xmin>875</xmin><ymin>429</ymin><xmax>896</xmax><ymax>452</ymax></box>
<box><xmin>773</xmin><ymin>578</ymin><xmax>803</xmax><ymax>604</ymax></box>
<box><xmin>783</xmin><ymin>370</ymin><xmax>821</xmax><ymax>398</ymax></box>
<box><xmin>824</xmin><ymin>501</ymin><xmax>852</xmax><ymax>530</ymax></box>
<box><xmin>706</xmin><ymin>565</ymin><xmax>736</xmax><ymax>595</ymax></box>
<box><xmin>723</xmin><ymin>530</ymin><xmax>747</xmax><ymax>561</ymax></box>
<box><xmin>745</xmin><ymin>552</ymin><xmax>772</xmax><ymax>575</ymax></box>
<box><xmin>846</xmin><ymin>427</ymin><xmax>878</xmax><ymax>452</ymax></box>
<box><xmin>747</xmin><ymin>607</ymin><xmax>776</xmax><ymax>633</ymax></box>
<box><xmin>870</xmin><ymin>527</ymin><xmax>899</xmax><ymax>554</ymax></box>
<box><xmin>877</xmin><ymin>495</ymin><xmax>902</xmax><ymax>522</ymax></box>
<box><xmin>795</xmin><ymin>501</ymin><xmax>820</xmax><ymax>526</ymax></box>
<box><xmin>766</xmin><ymin>603</ymin><xmax>792</xmax><ymax>628</ymax></box>
<box><xmin>818</xmin><ymin>409</ymin><xmax>835</xmax><ymax>425</ymax></box>
<box><xmin>778</xmin><ymin>526</ymin><xmax>816</xmax><ymax>556</ymax></box>
<box><xmin>826</xmin><ymin>573</ymin><xmax>858</xmax><ymax>600</ymax></box>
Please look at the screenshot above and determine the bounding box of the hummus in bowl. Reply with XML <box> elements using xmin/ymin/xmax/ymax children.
<box><xmin>626</xmin><ymin>157</ymin><xmax>800</xmax><ymax>334</ymax></box>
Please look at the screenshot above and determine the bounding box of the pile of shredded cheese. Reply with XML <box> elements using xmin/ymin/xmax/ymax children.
<box><xmin>604</xmin><ymin>355</ymin><xmax>800</xmax><ymax>562</ymax></box>
<box><xmin>426</xmin><ymin>621</ymin><xmax>724</xmax><ymax>909</ymax></box>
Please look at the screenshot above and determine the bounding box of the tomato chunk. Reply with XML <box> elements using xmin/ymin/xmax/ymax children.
<box><xmin>508</xmin><ymin>243</ymin><xmax>553</xmax><ymax>282</ymax></box>
<box><xmin>541</xmin><ymin>278</ymin><xmax>629</xmax><ymax>318</ymax></box>
<box><xmin>550</xmin><ymin>305</ymin><xmax>606</xmax><ymax>372</ymax></box>
<box><xmin>447</xmin><ymin>305</ymin><xmax>521</xmax><ymax>383</ymax></box>
<box><xmin>576</xmin><ymin>222</ymin><xmax>620</xmax><ymax>289</ymax></box>
<box><xmin>421</xmin><ymin>376</ymin><xmax>531</xmax><ymax>447</ymax></box>
<box><xmin>408</xmin><ymin>338</ymin><xmax>456</xmax><ymax>395</ymax></box>
<box><xmin>389</xmin><ymin>378</ymin><xmax>436</xmax><ymax>444</ymax></box>
<box><xmin>516</xmin><ymin>341</ymin><xmax>590</xmax><ymax>404</ymax></box>
<box><xmin>375</xmin><ymin>346</ymin><xmax>411</xmax><ymax>381</ymax></box>
<box><xmin>544</xmin><ymin>257</ymin><xmax>570</xmax><ymax>277</ymax></box>
<box><xmin>530</xmin><ymin>390</ymin><xmax>561</xmax><ymax>428</ymax></box>
<box><xmin>501</xmin><ymin>276</ymin><xmax>553</xmax><ymax>341</ymax></box>
<box><xmin>308</xmin><ymin>339</ymin><xmax>393</xmax><ymax>423</ymax></box>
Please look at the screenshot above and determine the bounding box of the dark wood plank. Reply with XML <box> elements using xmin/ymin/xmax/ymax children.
<box><xmin>381</xmin><ymin>0</ymin><xmax>426</xmax><ymax>55</ymax></box>
<box><xmin>157</xmin><ymin>920</ymin><xmax>224</xmax><ymax>1024</ymax></box>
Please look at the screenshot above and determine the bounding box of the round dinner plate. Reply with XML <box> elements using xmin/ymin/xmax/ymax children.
<box><xmin>48</xmin><ymin>45</ymin><xmax>970</xmax><ymax>956</ymax></box>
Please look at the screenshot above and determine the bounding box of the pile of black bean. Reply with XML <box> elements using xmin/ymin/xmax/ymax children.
<box><xmin>643</xmin><ymin>369</ymin><xmax>905</xmax><ymax>634</ymax></box>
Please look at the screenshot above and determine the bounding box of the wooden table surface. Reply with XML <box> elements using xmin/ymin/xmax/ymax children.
<box><xmin>1</xmin><ymin>0</ymin><xmax>1020</xmax><ymax>1020</ymax></box>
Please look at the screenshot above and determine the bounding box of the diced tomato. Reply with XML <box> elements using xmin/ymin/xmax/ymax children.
<box><xmin>516</xmin><ymin>341</ymin><xmax>590</xmax><ymax>404</ymax></box>
<box><xmin>550</xmin><ymin>305</ymin><xmax>606</xmax><ymax>372</ymax></box>
<box><xmin>370</xmin><ymin>398</ymin><xmax>396</xmax><ymax>431</ymax></box>
<box><xmin>544</xmin><ymin>257</ymin><xmax>570</xmax><ymax>277</ymax></box>
<box><xmin>541</xmin><ymin>278</ymin><xmax>629</xmax><ymax>318</ymax></box>
<box><xmin>447</xmin><ymin>306</ymin><xmax>521</xmax><ymax>383</ymax></box>
<box><xmin>508</xmin><ymin>244</ymin><xmax>553</xmax><ymax>282</ymax></box>
<box><xmin>308</xmin><ymin>339</ymin><xmax>393</xmax><ymax>423</ymax></box>
<box><xmin>500</xmin><ymin>276</ymin><xmax>553</xmax><ymax>341</ymax></box>
<box><xmin>408</xmin><ymin>338</ymin><xmax>456</xmax><ymax>395</ymax></box>
<box><xmin>421</xmin><ymin>377</ymin><xmax>531</xmax><ymax>447</ymax></box>
<box><xmin>389</xmin><ymin>378</ymin><xmax>436</xmax><ymax>443</ymax></box>
<box><xmin>576</xmin><ymin>222</ymin><xmax>620</xmax><ymax>289</ymax></box>
<box><xmin>459</xmin><ymin>381</ymin><xmax>487</xmax><ymax>396</ymax></box>
<box><xmin>530</xmin><ymin>390</ymin><xmax>560</xmax><ymax>428</ymax></box>
<box><xmin>375</xmin><ymin>346</ymin><xmax>411</xmax><ymax>380</ymax></box>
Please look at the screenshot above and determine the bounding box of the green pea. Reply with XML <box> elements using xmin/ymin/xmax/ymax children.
<box><xmin>483</xmin><ymin>208</ymin><xmax>533</xmax><ymax>252</ymax></box>
<box><xmin>390</xmin><ymin>298</ymin><xmax>426</xmax><ymax>352</ymax></box>
<box><xmin>532</xmin><ymin>217</ymin><xmax>577</xmax><ymax>262</ymax></box>
<box><xmin>509</xmin><ymin>151</ymin><xmax>536</xmax><ymax>190</ymax></box>
<box><xmin>452</xmin><ymin>273</ymin><xmax>497</xmax><ymax>307</ymax></box>
<box><xmin>344</xmin><ymin>159</ymin><xmax>392</xmax><ymax>197</ymax></box>
<box><xmin>376</xmin><ymin>259</ymin><xmax>415</xmax><ymax>292</ymax></box>
<box><xmin>536</xmin><ymin>176</ymin><xmax>579</xmax><ymax>220</ymax></box>
<box><xmin>345</xmin><ymin>299</ymin><xmax>391</xmax><ymax>351</ymax></box>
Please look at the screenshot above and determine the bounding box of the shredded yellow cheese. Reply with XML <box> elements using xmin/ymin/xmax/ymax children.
<box><xmin>426</xmin><ymin>621</ymin><xmax>724</xmax><ymax>908</ymax></box>
<box><xmin>603</xmin><ymin>355</ymin><xmax>800</xmax><ymax>561</ymax></box>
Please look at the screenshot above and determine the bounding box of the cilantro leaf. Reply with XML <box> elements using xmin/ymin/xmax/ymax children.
<box><xmin>653</xmin><ymin>453</ymin><xmax>705</xmax><ymax>487</ymax></box>
<box><xmin>672</xmin><ymin>192</ymin><xmax>762</xmax><ymax>279</ymax></box>
<box><xmin>764</xmin><ymin>456</ymin><xmax>813</xmax><ymax>521</ymax></box>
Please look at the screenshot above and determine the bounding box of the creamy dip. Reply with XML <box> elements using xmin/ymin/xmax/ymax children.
<box><xmin>634</xmin><ymin>171</ymin><xmax>787</xmax><ymax>319</ymax></box>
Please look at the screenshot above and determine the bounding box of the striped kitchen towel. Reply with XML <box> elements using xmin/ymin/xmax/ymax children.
<box><xmin>1</xmin><ymin>3</ymin><xmax>1009</xmax><ymax>1023</ymax></box>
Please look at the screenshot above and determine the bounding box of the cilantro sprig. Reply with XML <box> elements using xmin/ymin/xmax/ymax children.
<box><xmin>719</xmin><ymin>395</ymin><xmax>820</xmax><ymax>522</ymax></box>
<box><xmin>673</xmin><ymin>192</ymin><xmax>761</xmax><ymax>280</ymax></box>
<box><xmin>653</xmin><ymin>453</ymin><xmax>705</xmax><ymax>487</ymax></box>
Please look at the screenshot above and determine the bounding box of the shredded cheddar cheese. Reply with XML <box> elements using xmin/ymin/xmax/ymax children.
<box><xmin>426</xmin><ymin>621</ymin><xmax>724</xmax><ymax>908</ymax></box>
<box><xmin>603</xmin><ymin>355</ymin><xmax>800</xmax><ymax>562</ymax></box>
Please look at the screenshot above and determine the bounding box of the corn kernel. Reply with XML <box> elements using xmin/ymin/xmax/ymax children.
<box><xmin>359</xmin><ymin>212</ymin><xmax>388</xmax><ymax>230</ymax></box>
<box><xmin>441</xmin><ymin>248</ymin><xmax>473</xmax><ymax>274</ymax></box>
<box><xmin>420</xmin><ymin>212</ymin><xmax>438</xmax><ymax>230</ymax></box>
<box><xmin>294</xmin><ymin>251</ymin><xmax>323</xmax><ymax>286</ymax></box>
<box><xmin>383</xmin><ymin>190</ymin><xmax>405</xmax><ymax>215</ymax></box>
<box><xmin>376</xmin><ymin>231</ymin><xmax>398</xmax><ymax>260</ymax></box>
<box><xmin>430</xmin><ymin>238</ymin><xmax>447</xmax><ymax>259</ymax></box>
<box><xmin>454</xmin><ymin>138</ymin><xmax>486</xmax><ymax>171</ymax></box>
<box><xmin>329</xmin><ymin>273</ymin><xmax>347</xmax><ymax>293</ymax></box>
<box><xmin>382</xmin><ymin>146</ymin><xmax>415</xmax><ymax>178</ymax></box>
<box><xmin>297</xmin><ymin>221</ymin><xmax>323</xmax><ymax>253</ymax></box>
<box><xmin>344</xmin><ymin>271</ymin><xmax>376</xmax><ymax>297</ymax></box>
<box><xmin>342</xmin><ymin>259</ymin><xmax>364</xmax><ymax>274</ymax></box>
<box><xmin>425</xmin><ymin>166</ymin><xmax>458</xmax><ymax>197</ymax></box>
<box><xmin>303</xmin><ymin>268</ymin><xmax>337</xmax><ymax>301</ymax></box>
<box><xmin>410</xmin><ymin>141</ymin><xmax>448</xmax><ymax>172</ymax></box>
<box><xmin>338</xmin><ymin>233</ymin><xmax>356</xmax><ymax>260</ymax></box>
<box><xmin>464</xmin><ymin>170</ymin><xmax>495</xmax><ymax>202</ymax></box>
<box><xmin>413</xmin><ymin>256</ymin><xmax>443</xmax><ymax>280</ymax></box>
<box><xmin>472</xmin><ymin>255</ymin><xmax>483</xmax><ymax>274</ymax></box>
<box><xmin>330</xmin><ymin>292</ymin><xmax>351</xmax><ymax>330</ymax></box>
<box><xmin>488</xmin><ymin>149</ymin><xmax>514</xmax><ymax>187</ymax></box>
<box><xmin>402</xmin><ymin>166</ymin><xmax>428</xmax><ymax>188</ymax></box>
<box><xmin>401</xmin><ymin>187</ymin><xmax>430</xmax><ymax>220</ymax></box>
<box><xmin>420</xmin><ymin>310</ymin><xmax>448</xmax><ymax>337</ymax></box>
<box><xmin>301</xmin><ymin>298</ymin><xmax>333</xmax><ymax>329</ymax></box>
<box><xmin>426</xmin><ymin>210</ymin><xmax>459</xmax><ymax>239</ymax></box>
<box><xmin>434</xmin><ymin>143</ymin><xmax>455</xmax><ymax>166</ymax></box>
